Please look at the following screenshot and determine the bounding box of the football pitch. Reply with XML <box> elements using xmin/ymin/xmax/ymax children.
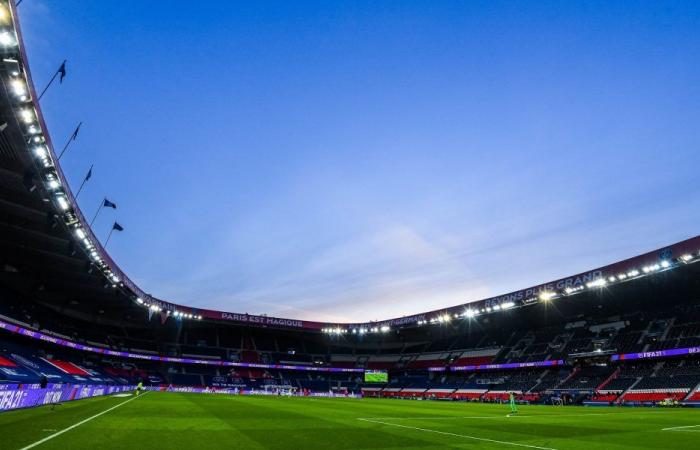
<box><xmin>1</xmin><ymin>393</ymin><xmax>699</xmax><ymax>449</ymax></box>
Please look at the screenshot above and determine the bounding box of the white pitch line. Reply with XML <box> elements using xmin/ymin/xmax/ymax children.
<box><xmin>358</xmin><ymin>412</ymin><xmax>630</xmax><ymax>421</ymax></box>
<box><xmin>358</xmin><ymin>415</ymin><xmax>517</xmax><ymax>420</ymax></box>
<box><xmin>662</xmin><ymin>424</ymin><xmax>700</xmax><ymax>431</ymax></box>
<box><xmin>358</xmin><ymin>418</ymin><xmax>557</xmax><ymax>450</ymax></box>
<box><xmin>19</xmin><ymin>392</ymin><xmax>146</xmax><ymax>450</ymax></box>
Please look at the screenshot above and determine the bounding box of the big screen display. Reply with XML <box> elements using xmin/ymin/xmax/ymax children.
<box><xmin>364</xmin><ymin>370</ymin><xmax>388</xmax><ymax>383</ymax></box>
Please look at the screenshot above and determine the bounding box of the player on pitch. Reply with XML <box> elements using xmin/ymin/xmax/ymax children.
<box><xmin>508</xmin><ymin>392</ymin><xmax>518</xmax><ymax>416</ymax></box>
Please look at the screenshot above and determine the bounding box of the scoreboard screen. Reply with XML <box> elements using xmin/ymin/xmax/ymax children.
<box><xmin>364</xmin><ymin>370</ymin><xmax>388</xmax><ymax>383</ymax></box>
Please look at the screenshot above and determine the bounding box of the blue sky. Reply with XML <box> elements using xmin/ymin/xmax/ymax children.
<box><xmin>18</xmin><ymin>1</ymin><xmax>700</xmax><ymax>322</ymax></box>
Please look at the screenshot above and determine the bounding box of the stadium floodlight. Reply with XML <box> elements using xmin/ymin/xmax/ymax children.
<box><xmin>437</xmin><ymin>314</ymin><xmax>451</xmax><ymax>323</ymax></box>
<box><xmin>33</xmin><ymin>146</ymin><xmax>48</xmax><ymax>159</ymax></box>
<box><xmin>608</xmin><ymin>276</ymin><xmax>616</xmax><ymax>283</ymax></box>
<box><xmin>617</xmin><ymin>273</ymin><xmax>627</xmax><ymax>280</ymax></box>
<box><xmin>136</xmin><ymin>297</ymin><xmax>143</xmax><ymax>304</ymax></box>
<box><xmin>10</xmin><ymin>78</ymin><xmax>27</xmax><ymax>98</ymax></box>
<box><xmin>627</xmin><ymin>269</ymin><xmax>640</xmax><ymax>277</ymax></box>
<box><xmin>75</xmin><ymin>228</ymin><xmax>86</xmax><ymax>240</ymax></box>
<box><xmin>464</xmin><ymin>309</ymin><xmax>475</xmax><ymax>318</ymax></box>
<box><xmin>642</xmin><ymin>264</ymin><xmax>660</xmax><ymax>273</ymax></box>
<box><xmin>47</xmin><ymin>179</ymin><xmax>59</xmax><ymax>189</ymax></box>
<box><xmin>539</xmin><ymin>291</ymin><xmax>556</xmax><ymax>301</ymax></box>
<box><xmin>502</xmin><ymin>302</ymin><xmax>515</xmax><ymax>309</ymax></box>
<box><xmin>586</xmin><ymin>278</ymin><xmax>607</xmax><ymax>289</ymax></box>
<box><xmin>660</xmin><ymin>260</ymin><xmax>671</xmax><ymax>268</ymax></box>
<box><xmin>19</xmin><ymin>108</ymin><xmax>34</xmax><ymax>124</ymax></box>
<box><xmin>380</xmin><ymin>326</ymin><xmax>390</xmax><ymax>333</ymax></box>
<box><xmin>680</xmin><ymin>254</ymin><xmax>693</xmax><ymax>262</ymax></box>
<box><xmin>0</xmin><ymin>31</ymin><xmax>16</xmax><ymax>47</ymax></box>
<box><xmin>56</xmin><ymin>195</ymin><xmax>69</xmax><ymax>211</ymax></box>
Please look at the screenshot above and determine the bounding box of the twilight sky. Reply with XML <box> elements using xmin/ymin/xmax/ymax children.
<box><xmin>17</xmin><ymin>1</ymin><xmax>700</xmax><ymax>322</ymax></box>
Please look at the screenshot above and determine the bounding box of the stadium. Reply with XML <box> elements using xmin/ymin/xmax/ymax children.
<box><xmin>1</xmin><ymin>1</ymin><xmax>700</xmax><ymax>449</ymax></box>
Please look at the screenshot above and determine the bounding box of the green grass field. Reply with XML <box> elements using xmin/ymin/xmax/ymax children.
<box><xmin>1</xmin><ymin>392</ymin><xmax>699</xmax><ymax>449</ymax></box>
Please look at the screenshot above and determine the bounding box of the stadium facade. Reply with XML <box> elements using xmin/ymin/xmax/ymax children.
<box><xmin>1</xmin><ymin>0</ymin><xmax>700</xmax><ymax>413</ymax></box>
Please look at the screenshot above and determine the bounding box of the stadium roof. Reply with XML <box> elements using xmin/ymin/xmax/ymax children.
<box><xmin>1</xmin><ymin>2</ymin><xmax>699</xmax><ymax>333</ymax></box>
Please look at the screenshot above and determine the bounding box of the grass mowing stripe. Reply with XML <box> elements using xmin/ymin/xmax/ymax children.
<box><xmin>18</xmin><ymin>393</ymin><xmax>146</xmax><ymax>450</ymax></box>
<box><xmin>358</xmin><ymin>417</ymin><xmax>558</xmax><ymax>450</ymax></box>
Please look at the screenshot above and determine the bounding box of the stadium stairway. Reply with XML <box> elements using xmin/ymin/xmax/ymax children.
<box><xmin>596</xmin><ymin>367</ymin><xmax>621</xmax><ymax>391</ymax></box>
<box><xmin>556</xmin><ymin>366</ymin><xmax>581</xmax><ymax>388</ymax></box>
<box><xmin>659</xmin><ymin>317</ymin><xmax>676</xmax><ymax>342</ymax></box>
<box><xmin>615</xmin><ymin>377</ymin><xmax>642</xmax><ymax>404</ymax></box>
<box><xmin>682</xmin><ymin>380</ymin><xmax>700</xmax><ymax>401</ymax></box>
<box><xmin>527</xmin><ymin>369</ymin><xmax>552</xmax><ymax>393</ymax></box>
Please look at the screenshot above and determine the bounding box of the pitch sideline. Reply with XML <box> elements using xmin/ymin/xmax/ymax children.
<box><xmin>19</xmin><ymin>392</ymin><xmax>147</xmax><ymax>450</ymax></box>
<box><xmin>358</xmin><ymin>417</ymin><xmax>558</xmax><ymax>450</ymax></box>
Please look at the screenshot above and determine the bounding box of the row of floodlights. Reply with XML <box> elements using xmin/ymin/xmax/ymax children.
<box><xmin>0</xmin><ymin>5</ymin><xmax>129</xmax><ymax>294</ymax></box>
<box><xmin>322</xmin><ymin>325</ymin><xmax>392</xmax><ymax>335</ymax></box>
<box><xmin>414</xmin><ymin>301</ymin><xmax>518</xmax><ymax>326</ymax></box>
<box><xmin>135</xmin><ymin>297</ymin><xmax>203</xmax><ymax>320</ymax></box>
<box><xmin>546</xmin><ymin>255</ymin><xmax>696</xmax><ymax>300</ymax></box>
<box><xmin>322</xmin><ymin>253</ymin><xmax>697</xmax><ymax>335</ymax></box>
<box><xmin>0</xmin><ymin>5</ymin><xmax>16</xmax><ymax>48</ymax></box>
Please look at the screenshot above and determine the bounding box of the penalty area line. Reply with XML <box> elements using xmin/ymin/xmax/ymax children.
<box><xmin>357</xmin><ymin>418</ymin><xmax>557</xmax><ymax>450</ymax></box>
<box><xmin>19</xmin><ymin>392</ymin><xmax>147</xmax><ymax>450</ymax></box>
